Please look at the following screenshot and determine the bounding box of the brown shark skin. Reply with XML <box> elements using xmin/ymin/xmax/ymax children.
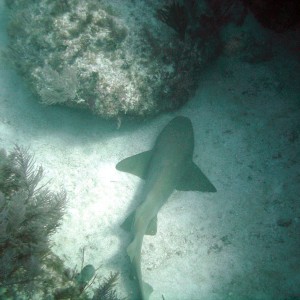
<box><xmin>117</xmin><ymin>116</ymin><xmax>216</xmax><ymax>299</ymax></box>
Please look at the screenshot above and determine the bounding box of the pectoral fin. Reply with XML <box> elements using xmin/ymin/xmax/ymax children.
<box><xmin>177</xmin><ymin>161</ymin><xmax>217</xmax><ymax>192</ymax></box>
<box><xmin>116</xmin><ymin>150</ymin><xmax>153</xmax><ymax>179</ymax></box>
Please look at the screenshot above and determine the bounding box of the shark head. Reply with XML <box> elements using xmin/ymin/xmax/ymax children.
<box><xmin>162</xmin><ymin>116</ymin><xmax>193</xmax><ymax>137</ymax></box>
<box><xmin>154</xmin><ymin>116</ymin><xmax>194</xmax><ymax>160</ymax></box>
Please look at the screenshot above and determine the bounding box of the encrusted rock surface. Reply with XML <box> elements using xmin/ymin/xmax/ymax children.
<box><xmin>5</xmin><ymin>0</ymin><xmax>222</xmax><ymax>119</ymax></box>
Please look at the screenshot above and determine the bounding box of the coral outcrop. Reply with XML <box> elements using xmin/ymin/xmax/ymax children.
<box><xmin>4</xmin><ymin>0</ymin><xmax>228</xmax><ymax>119</ymax></box>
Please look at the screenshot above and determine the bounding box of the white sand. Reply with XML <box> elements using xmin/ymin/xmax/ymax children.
<box><xmin>1</xmin><ymin>1</ymin><xmax>299</xmax><ymax>299</ymax></box>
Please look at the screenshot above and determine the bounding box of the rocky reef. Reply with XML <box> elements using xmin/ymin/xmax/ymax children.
<box><xmin>4</xmin><ymin>0</ymin><xmax>245</xmax><ymax>120</ymax></box>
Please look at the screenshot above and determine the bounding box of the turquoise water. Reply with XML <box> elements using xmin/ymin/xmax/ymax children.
<box><xmin>0</xmin><ymin>1</ymin><xmax>299</xmax><ymax>299</ymax></box>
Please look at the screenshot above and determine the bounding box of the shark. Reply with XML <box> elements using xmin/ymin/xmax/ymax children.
<box><xmin>116</xmin><ymin>116</ymin><xmax>216</xmax><ymax>300</ymax></box>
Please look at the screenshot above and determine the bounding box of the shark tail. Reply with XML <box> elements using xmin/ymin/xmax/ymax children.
<box><xmin>127</xmin><ymin>238</ymin><xmax>153</xmax><ymax>299</ymax></box>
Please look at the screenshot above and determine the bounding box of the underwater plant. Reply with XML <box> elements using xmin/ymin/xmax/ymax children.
<box><xmin>0</xmin><ymin>146</ymin><xmax>124</xmax><ymax>299</ymax></box>
<box><xmin>0</xmin><ymin>145</ymin><xmax>66</xmax><ymax>295</ymax></box>
<box><xmin>92</xmin><ymin>272</ymin><xmax>123</xmax><ymax>300</ymax></box>
<box><xmin>52</xmin><ymin>247</ymin><xmax>124</xmax><ymax>300</ymax></box>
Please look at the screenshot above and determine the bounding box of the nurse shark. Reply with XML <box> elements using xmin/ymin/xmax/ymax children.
<box><xmin>116</xmin><ymin>116</ymin><xmax>217</xmax><ymax>299</ymax></box>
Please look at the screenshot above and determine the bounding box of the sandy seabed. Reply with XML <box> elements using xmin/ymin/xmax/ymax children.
<box><xmin>0</xmin><ymin>2</ymin><xmax>299</xmax><ymax>299</ymax></box>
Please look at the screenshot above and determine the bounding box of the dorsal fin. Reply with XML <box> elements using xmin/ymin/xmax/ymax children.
<box><xmin>116</xmin><ymin>150</ymin><xmax>153</xmax><ymax>179</ymax></box>
<box><xmin>146</xmin><ymin>216</ymin><xmax>157</xmax><ymax>235</ymax></box>
<box><xmin>121</xmin><ymin>210</ymin><xmax>157</xmax><ymax>236</ymax></box>
<box><xmin>120</xmin><ymin>210</ymin><xmax>135</xmax><ymax>232</ymax></box>
<box><xmin>176</xmin><ymin>161</ymin><xmax>217</xmax><ymax>192</ymax></box>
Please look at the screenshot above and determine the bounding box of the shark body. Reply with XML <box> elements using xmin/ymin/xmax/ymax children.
<box><xmin>116</xmin><ymin>116</ymin><xmax>216</xmax><ymax>299</ymax></box>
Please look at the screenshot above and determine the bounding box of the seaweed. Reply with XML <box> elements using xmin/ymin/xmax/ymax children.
<box><xmin>0</xmin><ymin>146</ymin><xmax>125</xmax><ymax>299</ymax></box>
<box><xmin>0</xmin><ymin>146</ymin><xmax>66</xmax><ymax>294</ymax></box>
